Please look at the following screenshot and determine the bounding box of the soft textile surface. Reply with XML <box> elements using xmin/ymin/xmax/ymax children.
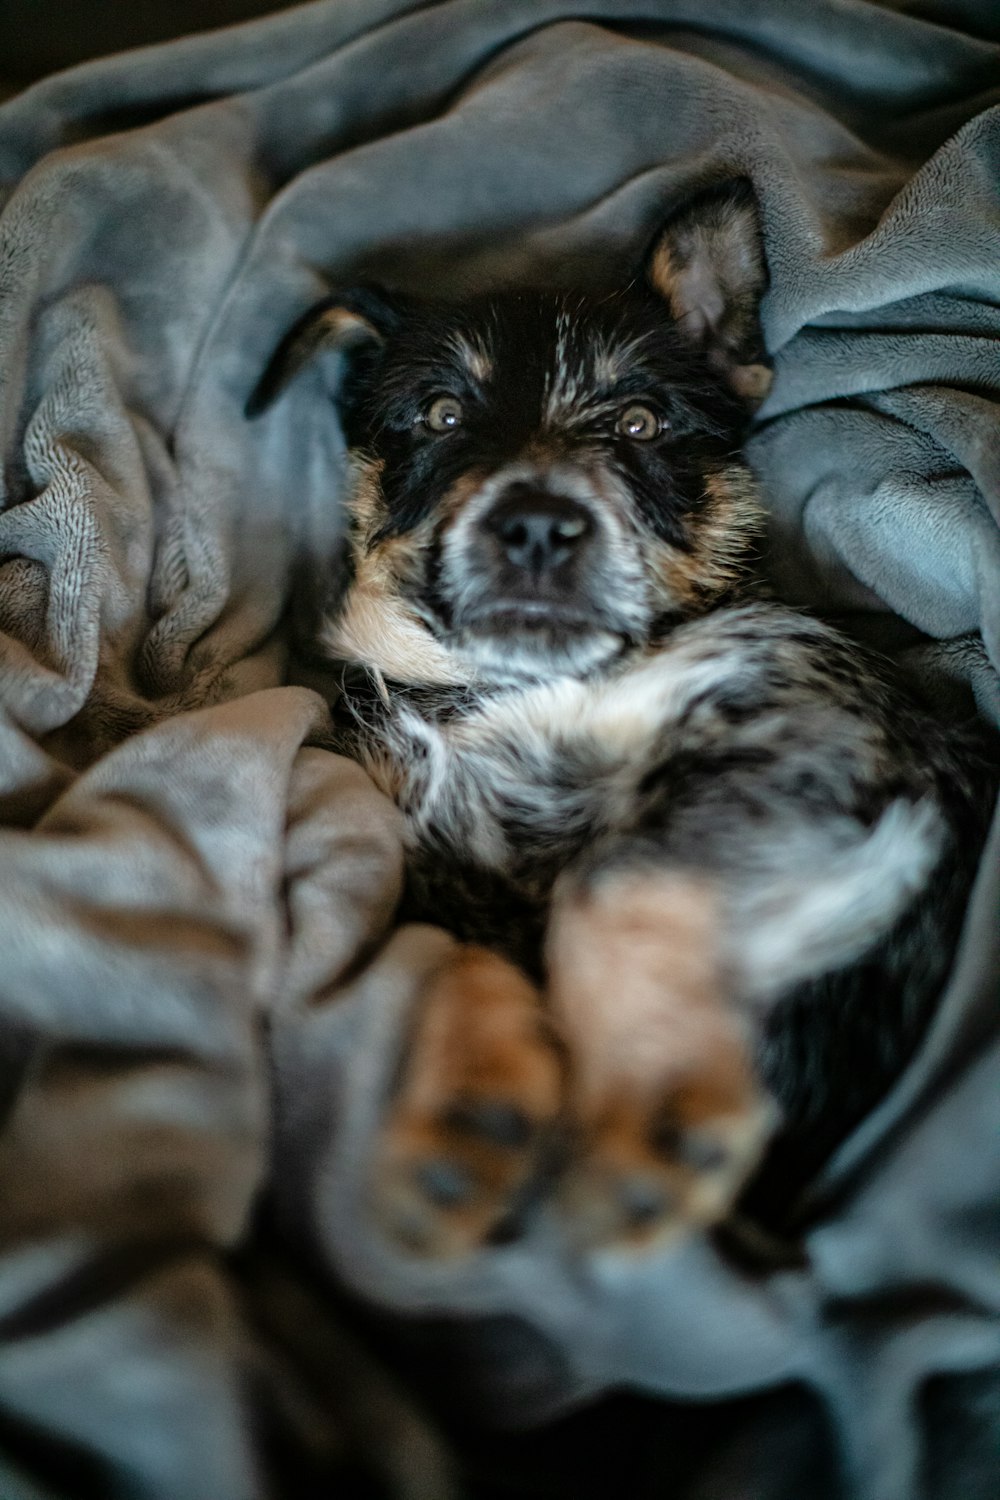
<box><xmin>0</xmin><ymin>2</ymin><xmax>998</xmax><ymax>1496</ymax></box>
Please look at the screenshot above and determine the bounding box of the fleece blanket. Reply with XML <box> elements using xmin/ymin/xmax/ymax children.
<box><xmin>0</xmin><ymin>2</ymin><xmax>998</xmax><ymax>1496</ymax></box>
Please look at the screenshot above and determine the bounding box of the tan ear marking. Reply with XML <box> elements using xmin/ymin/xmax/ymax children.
<box><xmin>728</xmin><ymin>362</ymin><xmax>773</xmax><ymax>405</ymax></box>
<box><xmin>311</xmin><ymin>305</ymin><xmax>383</xmax><ymax>351</ymax></box>
<box><xmin>275</xmin><ymin>305</ymin><xmax>382</xmax><ymax>387</ymax></box>
<box><xmin>647</xmin><ymin>185</ymin><xmax>770</xmax><ymax>404</ymax></box>
<box><xmin>247</xmin><ymin>301</ymin><xmax>384</xmax><ymax>415</ymax></box>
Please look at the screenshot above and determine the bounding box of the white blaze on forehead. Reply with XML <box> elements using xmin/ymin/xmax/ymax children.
<box><xmin>593</xmin><ymin>344</ymin><xmax>622</xmax><ymax>387</ymax></box>
<box><xmin>544</xmin><ymin>311</ymin><xmax>653</xmax><ymax>424</ymax></box>
<box><xmin>450</xmin><ymin>333</ymin><xmax>492</xmax><ymax>384</ymax></box>
<box><xmin>544</xmin><ymin>304</ymin><xmax>583</xmax><ymax>420</ymax></box>
<box><xmin>595</xmin><ymin>330</ymin><xmax>655</xmax><ymax>388</ymax></box>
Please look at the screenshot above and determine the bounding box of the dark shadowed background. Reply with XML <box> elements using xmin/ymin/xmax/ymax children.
<box><xmin>0</xmin><ymin>0</ymin><xmax>296</xmax><ymax>90</ymax></box>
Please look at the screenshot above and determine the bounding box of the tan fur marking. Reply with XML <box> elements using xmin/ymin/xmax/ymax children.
<box><xmin>548</xmin><ymin>870</ymin><xmax>775</xmax><ymax>1247</ymax></box>
<box><xmin>371</xmin><ymin>947</ymin><xmax>563</xmax><ymax>1256</ymax></box>
<box><xmin>550</xmin><ymin>873</ymin><xmax>732</xmax><ymax>1098</ymax></box>
<box><xmin>267</xmin><ymin>305</ymin><xmax>384</xmax><ymax>404</ymax></box>
<box><xmin>342</xmin><ymin>453</ymin><xmax>386</xmax><ymax>538</ymax></box>
<box><xmin>647</xmin><ymin>464</ymin><xmax>763</xmax><ymax>615</ymax></box>
<box><xmin>324</xmin><ymin>461</ymin><xmax>485</xmax><ymax>686</ymax></box>
<box><xmin>648</xmin><ymin>239</ymin><xmax>687</xmax><ymax>321</ymax></box>
<box><xmin>648</xmin><ymin>194</ymin><xmax>770</xmax><ymax>404</ymax></box>
<box><xmin>322</xmin><ymin>574</ymin><xmax>468</xmax><ymax>686</ymax></box>
<box><xmin>730</xmin><ymin>362</ymin><xmax>773</xmax><ymax>403</ymax></box>
<box><xmin>436</xmin><ymin>468</ymin><xmax>489</xmax><ymax>520</ymax></box>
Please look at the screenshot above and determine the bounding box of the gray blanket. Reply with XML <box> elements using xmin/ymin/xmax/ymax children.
<box><xmin>1</xmin><ymin>2</ymin><xmax>998</xmax><ymax>1497</ymax></box>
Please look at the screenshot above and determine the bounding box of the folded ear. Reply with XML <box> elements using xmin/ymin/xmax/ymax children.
<box><xmin>647</xmin><ymin>184</ymin><xmax>771</xmax><ymax>407</ymax></box>
<box><xmin>246</xmin><ymin>285</ymin><xmax>401</xmax><ymax>418</ymax></box>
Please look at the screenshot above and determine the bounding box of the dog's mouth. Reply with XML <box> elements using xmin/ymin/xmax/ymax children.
<box><xmin>448</xmin><ymin>599</ymin><xmax>627</xmax><ymax>680</ymax></box>
<box><xmin>460</xmin><ymin>599</ymin><xmax>601</xmax><ymax>632</ymax></box>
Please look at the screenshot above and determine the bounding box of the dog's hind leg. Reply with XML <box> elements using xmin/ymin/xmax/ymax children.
<box><xmin>369</xmin><ymin>946</ymin><xmax>564</xmax><ymax>1256</ymax></box>
<box><xmin>545</xmin><ymin>787</ymin><xmax>949</xmax><ymax>1249</ymax></box>
<box><xmin>547</xmin><ymin>865</ymin><xmax>777</xmax><ymax>1250</ymax></box>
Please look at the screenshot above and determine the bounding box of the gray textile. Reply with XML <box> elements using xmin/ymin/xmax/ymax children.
<box><xmin>0</xmin><ymin>2</ymin><xmax>998</xmax><ymax>1497</ymax></box>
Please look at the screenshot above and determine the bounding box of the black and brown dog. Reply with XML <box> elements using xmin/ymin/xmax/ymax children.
<box><xmin>256</xmin><ymin>187</ymin><xmax>993</xmax><ymax>1256</ymax></box>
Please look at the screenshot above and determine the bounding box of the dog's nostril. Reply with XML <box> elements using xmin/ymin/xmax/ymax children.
<box><xmin>487</xmin><ymin>493</ymin><xmax>593</xmax><ymax>573</ymax></box>
<box><xmin>501</xmin><ymin>519</ymin><xmax>530</xmax><ymax>552</ymax></box>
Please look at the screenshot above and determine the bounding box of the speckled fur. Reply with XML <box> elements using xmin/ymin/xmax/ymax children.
<box><xmin>265</xmin><ymin>194</ymin><xmax>996</xmax><ymax>1247</ymax></box>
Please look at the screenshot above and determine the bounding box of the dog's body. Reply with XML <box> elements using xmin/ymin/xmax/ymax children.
<box><xmin>332</xmin><ymin>599</ymin><xmax>986</xmax><ymax>1216</ymax></box>
<box><xmin>260</xmin><ymin>189</ymin><xmax>994</xmax><ymax>1254</ymax></box>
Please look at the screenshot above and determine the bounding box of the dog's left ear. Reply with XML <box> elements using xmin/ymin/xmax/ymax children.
<box><xmin>648</xmin><ymin>183</ymin><xmax>772</xmax><ymax>407</ymax></box>
<box><xmin>246</xmin><ymin>285</ymin><xmax>401</xmax><ymax>418</ymax></box>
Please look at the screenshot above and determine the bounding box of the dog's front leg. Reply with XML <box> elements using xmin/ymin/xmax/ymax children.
<box><xmin>370</xmin><ymin>946</ymin><xmax>564</xmax><ymax>1256</ymax></box>
<box><xmin>547</xmin><ymin>861</ymin><xmax>777</xmax><ymax>1249</ymax></box>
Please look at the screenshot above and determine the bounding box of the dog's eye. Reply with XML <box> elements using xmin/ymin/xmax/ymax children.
<box><xmin>617</xmin><ymin>404</ymin><xmax>663</xmax><ymax>441</ymax></box>
<box><xmin>424</xmin><ymin>396</ymin><xmax>464</xmax><ymax>433</ymax></box>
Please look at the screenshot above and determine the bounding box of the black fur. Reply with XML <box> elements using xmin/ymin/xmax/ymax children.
<box><xmin>263</xmin><ymin>192</ymin><xmax>997</xmax><ymax>1221</ymax></box>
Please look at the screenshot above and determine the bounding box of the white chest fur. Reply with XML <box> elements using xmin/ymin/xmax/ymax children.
<box><xmin>374</xmin><ymin>625</ymin><xmax>750</xmax><ymax>873</ymax></box>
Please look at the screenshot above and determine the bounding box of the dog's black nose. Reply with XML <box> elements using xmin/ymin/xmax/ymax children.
<box><xmin>487</xmin><ymin>489</ymin><xmax>593</xmax><ymax>575</ymax></box>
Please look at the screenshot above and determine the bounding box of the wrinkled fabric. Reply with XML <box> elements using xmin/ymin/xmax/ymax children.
<box><xmin>0</xmin><ymin>3</ymin><xmax>998</xmax><ymax>1497</ymax></box>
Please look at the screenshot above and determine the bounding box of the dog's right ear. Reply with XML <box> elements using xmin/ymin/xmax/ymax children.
<box><xmin>647</xmin><ymin>183</ymin><xmax>771</xmax><ymax>407</ymax></box>
<box><xmin>245</xmin><ymin>286</ymin><xmax>401</xmax><ymax>418</ymax></box>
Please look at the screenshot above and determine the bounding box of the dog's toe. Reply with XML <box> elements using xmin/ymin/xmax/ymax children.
<box><xmin>562</xmin><ymin>1073</ymin><xmax>776</xmax><ymax>1249</ymax></box>
<box><xmin>371</xmin><ymin>947</ymin><xmax>563</xmax><ymax>1256</ymax></box>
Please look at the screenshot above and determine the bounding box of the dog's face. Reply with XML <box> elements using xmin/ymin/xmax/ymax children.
<box><xmin>261</xmin><ymin>187</ymin><xmax>771</xmax><ymax>685</ymax></box>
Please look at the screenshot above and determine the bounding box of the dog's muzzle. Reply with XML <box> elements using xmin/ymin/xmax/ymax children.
<box><xmin>437</xmin><ymin>465</ymin><xmax>648</xmax><ymax>678</ymax></box>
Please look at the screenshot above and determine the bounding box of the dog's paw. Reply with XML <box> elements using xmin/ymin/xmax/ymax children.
<box><xmin>548</xmin><ymin>866</ymin><xmax>778</xmax><ymax>1249</ymax></box>
<box><xmin>370</xmin><ymin>946</ymin><xmax>563</xmax><ymax>1256</ymax></box>
<box><xmin>561</xmin><ymin>1043</ymin><xmax>776</xmax><ymax>1249</ymax></box>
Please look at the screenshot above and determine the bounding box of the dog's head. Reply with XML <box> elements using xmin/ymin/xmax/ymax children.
<box><xmin>259</xmin><ymin>187</ymin><xmax>770</xmax><ymax>685</ymax></box>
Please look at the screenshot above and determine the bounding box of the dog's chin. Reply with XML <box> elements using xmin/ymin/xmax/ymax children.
<box><xmin>454</xmin><ymin>607</ymin><xmax>626</xmax><ymax>683</ymax></box>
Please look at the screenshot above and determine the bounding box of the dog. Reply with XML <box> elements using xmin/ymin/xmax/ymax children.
<box><xmin>254</xmin><ymin>186</ymin><xmax>994</xmax><ymax>1256</ymax></box>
